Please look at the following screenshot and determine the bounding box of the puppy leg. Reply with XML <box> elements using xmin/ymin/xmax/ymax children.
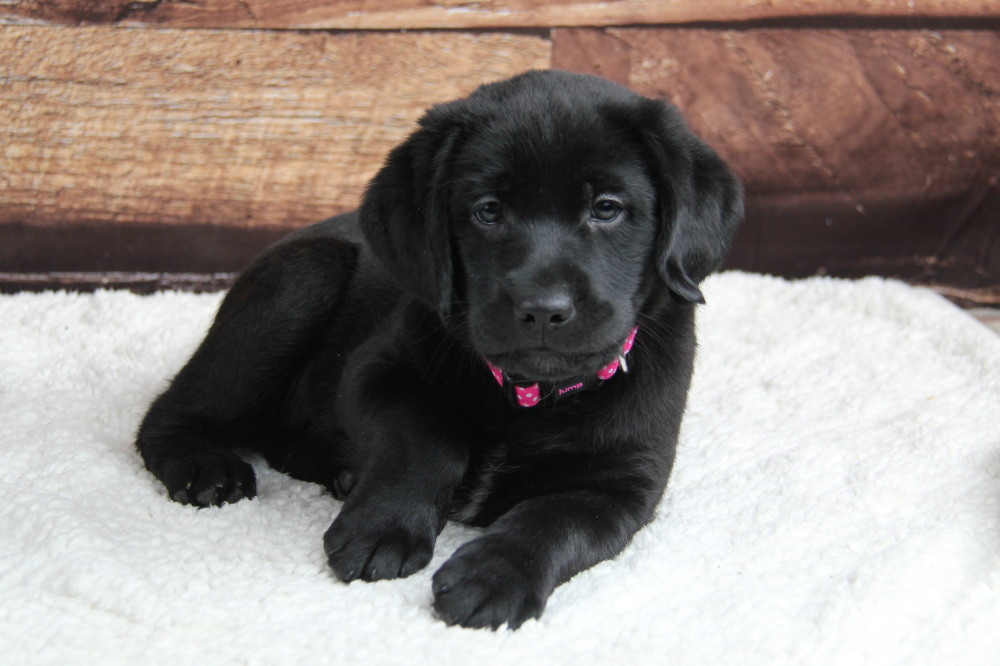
<box><xmin>432</xmin><ymin>455</ymin><xmax>667</xmax><ymax>630</ymax></box>
<box><xmin>136</xmin><ymin>237</ymin><xmax>358</xmax><ymax>507</ymax></box>
<box><xmin>323</xmin><ymin>363</ymin><xmax>471</xmax><ymax>582</ymax></box>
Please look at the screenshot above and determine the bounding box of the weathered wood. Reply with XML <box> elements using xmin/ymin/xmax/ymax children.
<box><xmin>3</xmin><ymin>21</ymin><xmax>998</xmax><ymax>291</ymax></box>
<box><xmin>0</xmin><ymin>26</ymin><xmax>550</xmax><ymax>231</ymax></box>
<box><xmin>2</xmin><ymin>0</ymin><xmax>998</xmax><ymax>29</ymax></box>
<box><xmin>555</xmin><ymin>27</ymin><xmax>1000</xmax><ymax>286</ymax></box>
<box><xmin>551</xmin><ymin>27</ymin><xmax>631</xmax><ymax>85</ymax></box>
<box><xmin>591</xmin><ymin>28</ymin><xmax>1000</xmax><ymax>199</ymax></box>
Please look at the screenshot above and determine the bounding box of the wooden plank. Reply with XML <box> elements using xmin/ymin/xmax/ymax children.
<box><xmin>3</xmin><ymin>0</ymin><xmax>998</xmax><ymax>30</ymax></box>
<box><xmin>0</xmin><ymin>25</ymin><xmax>550</xmax><ymax>231</ymax></box>
<box><xmin>0</xmin><ymin>220</ymin><xmax>285</xmax><ymax>273</ymax></box>
<box><xmin>555</xmin><ymin>27</ymin><xmax>1000</xmax><ymax>287</ymax></box>
<box><xmin>614</xmin><ymin>28</ymin><xmax>1000</xmax><ymax>200</ymax></box>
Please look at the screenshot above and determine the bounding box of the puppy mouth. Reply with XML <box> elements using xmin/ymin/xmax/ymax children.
<box><xmin>480</xmin><ymin>324</ymin><xmax>639</xmax><ymax>383</ymax></box>
<box><xmin>486</xmin><ymin>347</ymin><xmax>618</xmax><ymax>382</ymax></box>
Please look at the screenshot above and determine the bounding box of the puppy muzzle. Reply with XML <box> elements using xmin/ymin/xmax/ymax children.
<box><xmin>485</xmin><ymin>327</ymin><xmax>638</xmax><ymax>408</ymax></box>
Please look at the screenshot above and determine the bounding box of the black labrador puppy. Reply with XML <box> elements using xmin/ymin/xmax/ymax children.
<box><xmin>136</xmin><ymin>70</ymin><xmax>743</xmax><ymax>629</ymax></box>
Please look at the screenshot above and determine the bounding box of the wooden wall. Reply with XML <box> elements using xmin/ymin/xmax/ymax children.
<box><xmin>2</xmin><ymin>1</ymin><xmax>998</xmax><ymax>302</ymax></box>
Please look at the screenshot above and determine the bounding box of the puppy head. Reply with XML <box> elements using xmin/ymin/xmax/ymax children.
<box><xmin>360</xmin><ymin>70</ymin><xmax>743</xmax><ymax>379</ymax></box>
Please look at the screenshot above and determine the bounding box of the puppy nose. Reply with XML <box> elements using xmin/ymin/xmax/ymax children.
<box><xmin>514</xmin><ymin>292</ymin><xmax>576</xmax><ymax>328</ymax></box>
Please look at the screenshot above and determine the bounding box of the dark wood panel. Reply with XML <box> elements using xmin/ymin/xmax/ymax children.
<box><xmin>6</xmin><ymin>209</ymin><xmax>991</xmax><ymax>295</ymax></box>
<box><xmin>4</xmin><ymin>191</ymin><xmax>998</xmax><ymax>302</ymax></box>
<box><xmin>555</xmin><ymin>27</ymin><xmax>1000</xmax><ymax>287</ymax></box>
<box><xmin>732</xmin><ymin>190</ymin><xmax>1000</xmax><ymax>287</ymax></box>
<box><xmin>0</xmin><ymin>221</ymin><xmax>286</xmax><ymax>274</ymax></box>
<box><xmin>3</xmin><ymin>0</ymin><xmax>998</xmax><ymax>29</ymax></box>
<box><xmin>556</xmin><ymin>28</ymin><xmax>1000</xmax><ymax>199</ymax></box>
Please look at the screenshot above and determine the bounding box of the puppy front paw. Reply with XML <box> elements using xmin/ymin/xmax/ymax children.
<box><xmin>156</xmin><ymin>450</ymin><xmax>257</xmax><ymax>507</ymax></box>
<box><xmin>432</xmin><ymin>537</ymin><xmax>547</xmax><ymax>630</ymax></box>
<box><xmin>323</xmin><ymin>504</ymin><xmax>437</xmax><ymax>583</ymax></box>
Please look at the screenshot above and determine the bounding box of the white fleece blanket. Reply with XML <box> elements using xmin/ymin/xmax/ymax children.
<box><xmin>1</xmin><ymin>273</ymin><xmax>998</xmax><ymax>665</ymax></box>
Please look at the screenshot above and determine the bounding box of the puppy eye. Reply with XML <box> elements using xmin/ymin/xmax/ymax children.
<box><xmin>474</xmin><ymin>199</ymin><xmax>503</xmax><ymax>226</ymax></box>
<box><xmin>591</xmin><ymin>197</ymin><xmax>624</xmax><ymax>223</ymax></box>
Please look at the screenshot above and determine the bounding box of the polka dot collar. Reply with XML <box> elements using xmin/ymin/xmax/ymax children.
<box><xmin>485</xmin><ymin>327</ymin><xmax>638</xmax><ymax>408</ymax></box>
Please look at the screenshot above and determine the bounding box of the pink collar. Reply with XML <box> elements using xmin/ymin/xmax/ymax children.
<box><xmin>486</xmin><ymin>327</ymin><xmax>638</xmax><ymax>408</ymax></box>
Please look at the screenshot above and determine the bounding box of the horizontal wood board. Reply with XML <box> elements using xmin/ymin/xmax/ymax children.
<box><xmin>555</xmin><ymin>27</ymin><xmax>1000</xmax><ymax>288</ymax></box>
<box><xmin>3</xmin><ymin>0</ymin><xmax>999</xmax><ymax>29</ymax></box>
<box><xmin>0</xmin><ymin>26</ymin><xmax>550</xmax><ymax>229</ymax></box>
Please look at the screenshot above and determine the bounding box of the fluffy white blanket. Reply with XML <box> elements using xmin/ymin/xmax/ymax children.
<box><xmin>1</xmin><ymin>273</ymin><xmax>998</xmax><ymax>665</ymax></box>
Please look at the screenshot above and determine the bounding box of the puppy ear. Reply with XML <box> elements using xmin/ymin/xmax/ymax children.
<box><xmin>641</xmin><ymin>100</ymin><xmax>744</xmax><ymax>304</ymax></box>
<box><xmin>359</xmin><ymin>107</ymin><xmax>464</xmax><ymax>313</ymax></box>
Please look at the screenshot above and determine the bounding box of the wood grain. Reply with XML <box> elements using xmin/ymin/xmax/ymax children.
<box><xmin>561</xmin><ymin>28</ymin><xmax>1000</xmax><ymax>199</ymax></box>
<box><xmin>3</xmin><ymin>20</ymin><xmax>998</xmax><ymax>291</ymax></box>
<box><xmin>555</xmin><ymin>27</ymin><xmax>1000</xmax><ymax>284</ymax></box>
<box><xmin>0</xmin><ymin>26</ymin><xmax>550</xmax><ymax>230</ymax></box>
<box><xmin>3</xmin><ymin>0</ymin><xmax>998</xmax><ymax>29</ymax></box>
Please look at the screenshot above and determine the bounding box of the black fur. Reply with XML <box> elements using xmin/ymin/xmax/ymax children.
<box><xmin>136</xmin><ymin>70</ymin><xmax>743</xmax><ymax>629</ymax></box>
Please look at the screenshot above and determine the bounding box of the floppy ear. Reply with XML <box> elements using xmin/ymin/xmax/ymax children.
<box><xmin>358</xmin><ymin>106</ymin><xmax>465</xmax><ymax>313</ymax></box>
<box><xmin>641</xmin><ymin>100</ymin><xmax>744</xmax><ymax>304</ymax></box>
